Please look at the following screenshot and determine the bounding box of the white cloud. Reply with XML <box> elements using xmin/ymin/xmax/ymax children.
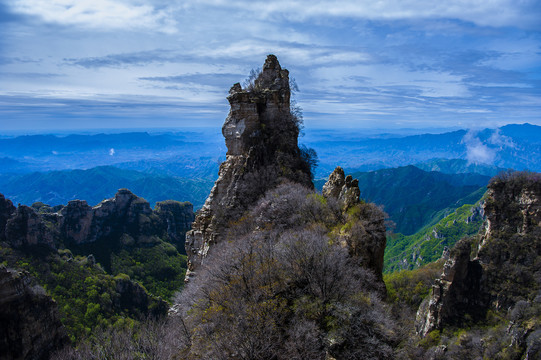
<box><xmin>10</xmin><ymin>0</ymin><xmax>177</xmax><ymax>33</ymax></box>
<box><xmin>488</xmin><ymin>129</ymin><xmax>515</xmax><ymax>149</ymax></box>
<box><xmin>198</xmin><ymin>0</ymin><xmax>541</xmax><ymax>30</ymax></box>
<box><xmin>462</xmin><ymin>130</ymin><xmax>496</xmax><ymax>165</ymax></box>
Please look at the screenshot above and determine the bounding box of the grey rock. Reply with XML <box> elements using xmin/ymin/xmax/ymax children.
<box><xmin>185</xmin><ymin>55</ymin><xmax>312</xmax><ymax>280</ymax></box>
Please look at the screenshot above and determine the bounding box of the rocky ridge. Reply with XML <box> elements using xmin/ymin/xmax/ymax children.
<box><xmin>185</xmin><ymin>55</ymin><xmax>313</xmax><ymax>279</ymax></box>
<box><xmin>0</xmin><ymin>189</ymin><xmax>193</xmax><ymax>357</ymax></box>
<box><xmin>323</xmin><ymin>166</ymin><xmax>387</xmax><ymax>280</ymax></box>
<box><xmin>1</xmin><ymin>189</ymin><xmax>193</xmax><ymax>254</ymax></box>
<box><xmin>416</xmin><ymin>172</ymin><xmax>541</xmax><ymax>339</ymax></box>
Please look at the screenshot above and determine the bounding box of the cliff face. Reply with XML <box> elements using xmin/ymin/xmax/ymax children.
<box><xmin>416</xmin><ymin>172</ymin><xmax>541</xmax><ymax>337</ymax></box>
<box><xmin>154</xmin><ymin>200</ymin><xmax>194</xmax><ymax>253</ymax></box>
<box><xmin>185</xmin><ymin>55</ymin><xmax>313</xmax><ymax>278</ymax></box>
<box><xmin>0</xmin><ymin>194</ymin><xmax>16</xmax><ymax>243</ymax></box>
<box><xmin>60</xmin><ymin>189</ymin><xmax>158</xmax><ymax>246</ymax></box>
<box><xmin>415</xmin><ymin>239</ymin><xmax>485</xmax><ymax>337</ymax></box>
<box><xmin>0</xmin><ymin>189</ymin><xmax>193</xmax><ymax>254</ymax></box>
<box><xmin>480</xmin><ymin>174</ymin><xmax>541</xmax><ymax>247</ymax></box>
<box><xmin>0</xmin><ymin>266</ymin><xmax>69</xmax><ymax>360</ymax></box>
<box><xmin>5</xmin><ymin>205</ymin><xmax>55</xmax><ymax>249</ymax></box>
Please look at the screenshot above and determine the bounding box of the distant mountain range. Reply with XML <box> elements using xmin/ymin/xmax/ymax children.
<box><xmin>0</xmin><ymin>123</ymin><xmax>538</xmax><ymax>231</ymax></box>
<box><xmin>306</xmin><ymin>123</ymin><xmax>541</xmax><ymax>176</ymax></box>
<box><xmin>1</xmin><ymin>124</ymin><xmax>540</xmax><ymax>179</ymax></box>
<box><xmin>413</xmin><ymin>158</ymin><xmax>507</xmax><ymax>177</ymax></box>
<box><xmin>0</xmin><ymin>130</ymin><xmax>225</xmax><ymax>177</ymax></box>
<box><xmin>0</xmin><ymin>166</ymin><xmax>213</xmax><ymax>209</ymax></box>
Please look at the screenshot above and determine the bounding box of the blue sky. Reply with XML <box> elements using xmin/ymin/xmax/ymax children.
<box><xmin>0</xmin><ymin>0</ymin><xmax>540</xmax><ymax>132</ymax></box>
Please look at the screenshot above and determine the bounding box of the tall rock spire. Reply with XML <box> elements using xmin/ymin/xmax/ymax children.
<box><xmin>185</xmin><ymin>55</ymin><xmax>313</xmax><ymax>280</ymax></box>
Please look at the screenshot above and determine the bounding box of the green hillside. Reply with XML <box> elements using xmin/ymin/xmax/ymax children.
<box><xmin>351</xmin><ymin>165</ymin><xmax>489</xmax><ymax>235</ymax></box>
<box><xmin>384</xmin><ymin>194</ymin><xmax>486</xmax><ymax>272</ymax></box>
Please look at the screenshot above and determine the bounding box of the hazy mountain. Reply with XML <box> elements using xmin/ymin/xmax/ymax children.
<box><xmin>0</xmin><ymin>157</ymin><xmax>33</xmax><ymax>174</ymax></box>
<box><xmin>306</xmin><ymin>123</ymin><xmax>541</xmax><ymax>177</ymax></box>
<box><xmin>0</xmin><ymin>166</ymin><xmax>213</xmax><ymax>209</ymax></box>
<box><xmin>2</xmin><ymin>124</ymin><xmax>540</xmax><ymax>180</ymax></box>
<box><xmin>0</xmin><ymin>130</ymin><xmax>225</xmax><ymax>175</ymax></box>
<box><xmin>414</xmin><ymin>158</ymin><xmax>507</xmax><ymax>177</ymax></box>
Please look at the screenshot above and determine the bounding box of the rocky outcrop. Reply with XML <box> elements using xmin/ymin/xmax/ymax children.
<box><xmin>323</xmin><ymin>167</ymin><xmax>387</xmax><ymax>282</ymax></box>
<box><xmin>154</xmin><ymin>200</ymin><xmax>194</xmax><ymax>253</ymax></box>
<box><xmin>0</xmin><ymin>266</ymin><xmax>68</xmax><ymax>359</ymax></box>
<box><xmin>465</xmin><ymin>203</ymin><xmax>484</xmax><ymax>224</ymax></box>
<box><xmin>185</xmin><ymin>55</ymin><xmax>313</xmax><ymax>279</ymax></box>
<box><xmin>476</xmin><ymin>172</ymin><xmax>541</xmax><ymax>309</ymax></box>
<box><xmin>53</xmin><ymin>189</ymin><xmax>193</xmax><ymax>250</ymax></box>
<box><xmin>416</xmin><ymin>171</ymin><xmax>541</xmax><ymax>337</ymax></box>
<box><xmin>322</xmin><ymin>166</ymin><xmax>361</xmax><ymax>210</ymax></box>
<box><xmin>480</xmin><ymin>173</ymin><xmax>541</xmax><ymax>247</ymax></box>
<box><xmin>4</xmin><ymin>206</ymin><xmax>54</xmax><ymax>249</ymax></box>
<box><xmin>0</xmin><ymin>189</ymin><xmax>193</xmax><ymax>262</ymax></box>
<box><xmin>58</xmin><ymin>200</ymin><xmax>93</xmax><ymax>245</ymax></box>
<box><xmin>59</xmin><ymin>189</ymin><xmax>158</xmax><ymax>245</ymax></box>
<box><xmin>416</xmin><ymin>239</ymin><xmax>485</xmax><ymax>337</ymax></box>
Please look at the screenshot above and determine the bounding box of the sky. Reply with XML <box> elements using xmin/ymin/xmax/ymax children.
<box><xmin>0</xmin><ymin>0</ymin><xmax>540</xmax><ymax>132</ymax></box>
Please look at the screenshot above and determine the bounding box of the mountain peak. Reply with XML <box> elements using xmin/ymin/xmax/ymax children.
<box><xmin>185</xmin><ymin>56</ymin><xmax>313</xmax><ymax>280</ymax></box>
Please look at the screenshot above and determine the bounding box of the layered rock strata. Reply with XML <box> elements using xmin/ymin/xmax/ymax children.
<box><xmin>185</xmin><ymin>55</ymin><xmax>312</xmax><ymax>279</ymax></box>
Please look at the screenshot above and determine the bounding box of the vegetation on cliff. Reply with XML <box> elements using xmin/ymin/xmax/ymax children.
<box><xmin>407</xmin><ymin>171</ymin><xmax>541</xmax><ymax>359</ymax></box>
<box><xmin>0</xmin><ymin>245</ymin><xmax>167</xmax><ymax>343</ymax></box>
<box><xmin>385</xmin><ymin>198</ymin><xmax>486</xmax><ymax>272</ymax></box>
<box><xmin>0</xmin><ymin>189</ymin><xmax>192</xmax><ymax>345</ymax></box>
<box><xmin>177</xmin><ymin>180</ymin><xmax>393</xmax><ymax>359</ymax></box>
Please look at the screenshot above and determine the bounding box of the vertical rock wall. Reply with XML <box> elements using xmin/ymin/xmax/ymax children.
<box><xmin>185</xmin><ymin>55</ymin><xmax>313</xmax><ymax>279</ymax></box>
<box><xmin>416</xmin><ymin>172</ymin><xmax>541</xmax><ymax>336</ymax></box>
<box><xmin>0</xmin><ymin>266</ymin><xmax>69</xmax><ymax>360</ymax></box>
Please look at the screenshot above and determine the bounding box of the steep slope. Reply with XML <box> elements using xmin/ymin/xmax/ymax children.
<box><xmin>415</xmin><ymin>171</ymin><xmax>541</xmax><ymax>358</ymax></box>
<box><xmin>385</xmin><ymin>198</ymin><xmax>486</xmax><ymax>272</ymax></box>
<box><xmin>0</xmin><ymin>266</ymin><xmax>69</xmax><ymax>360</ymax></box>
